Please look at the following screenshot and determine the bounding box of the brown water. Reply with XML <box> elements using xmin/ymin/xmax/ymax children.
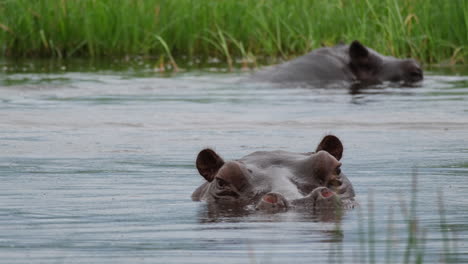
<box><xmin>0</xmin><ymin>60</ymin><xmax>467</xmax><ymax>263</ymax></box>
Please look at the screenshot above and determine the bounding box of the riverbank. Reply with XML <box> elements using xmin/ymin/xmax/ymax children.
<box><xmin>0</xmin><ymin>0</ymin><xmax>466</xmax><ymax>66</ymax></box>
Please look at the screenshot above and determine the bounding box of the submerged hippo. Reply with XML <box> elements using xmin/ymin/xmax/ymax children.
<box><xmin>251</xmin><ymin>40</ymin><xmax>423</xmax><ymax>86</ymax></box>
<box><xmin>192</xmin><ymin>135</ymin><xmax>356</xmax><ymax>213</ymax></box>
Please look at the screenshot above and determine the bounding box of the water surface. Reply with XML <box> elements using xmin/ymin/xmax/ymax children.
<box><xmin>1</xmin><ymin>60</ymin><xmax>467</xmax><ymax>263</ymax></box>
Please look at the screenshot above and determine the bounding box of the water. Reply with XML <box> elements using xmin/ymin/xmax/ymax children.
<box><xmin>1</xmin><ymin>60</ymin><xmax>467</xmax><ymax>263</ymax></box>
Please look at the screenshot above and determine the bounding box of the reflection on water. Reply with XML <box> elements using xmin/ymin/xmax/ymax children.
<box><xmin>0</xmin><ymin>59</ymin><xmax>467</xmax><ymax>263</ymax></box>
<box><xmin>196</xmin><ymin>203</ymin><xmax>344</xmax><ymax>224</ymax></box>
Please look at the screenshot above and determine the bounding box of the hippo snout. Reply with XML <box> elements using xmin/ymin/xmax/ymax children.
<box><xmin>320</xmin><ymin>188</ymin><xmax>335</xmax><ymax>198</ymax></box>
<box><xmin>255</xmin><ymin>192</ymin><xmax>289</xmax><ymax>212</ymax></box>
<box><xmin>314</xmin><ymin>187</ymin><xmax>342</xmax><ymax>210</ymax></box>
<box><xmin>404</xmin><ymin>59</ymin><xmax>423</xmax><ymax>83</ymax></box>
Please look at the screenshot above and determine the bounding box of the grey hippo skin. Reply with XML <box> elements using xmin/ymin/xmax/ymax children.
<box><xmin>192</xmin><ymin>135</ymin><xmax>356</xmax><ymax>213</ymax></box>
<box><xmin>250</xmin><ymin>40</ymin><xmax>423</xmax><ymax>86</ymax></box>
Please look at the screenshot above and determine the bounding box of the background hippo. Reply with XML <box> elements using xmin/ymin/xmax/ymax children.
<box><xmin>192</xmin><ymin>135</ymin><xmax>356</xmax><ymax>213</ymax></box>
<box><xmin>251</xmin><ymin>40</ymin><xmax>423</xmax><ymax>86</ymax></box>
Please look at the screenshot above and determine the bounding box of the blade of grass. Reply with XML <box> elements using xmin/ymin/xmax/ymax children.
<box><xmin>154</xmin><ymin>35</ymin><xmax>179</xmax><ymax>72</ymax></box>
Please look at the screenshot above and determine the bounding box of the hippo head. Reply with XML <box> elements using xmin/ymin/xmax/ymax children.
<box><xmin>193</xmin><ymin>135</ymin><xmax>354</xmax><ymax>212</ymax></box>
<box><xmin>195</xmin><ymin>149</ymin><xmax>257</xmax><ymax>205</ymax></box>
<box><xmin>349</xmin><ymin>40</ymin><xmax>423</xmax><ymax>85</ymax></box>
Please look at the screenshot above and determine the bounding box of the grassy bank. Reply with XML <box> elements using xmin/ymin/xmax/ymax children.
<box><xmin>0</xmin><ymin>0</ymin><xmax>466</xmax><ymax>66</ymax></box>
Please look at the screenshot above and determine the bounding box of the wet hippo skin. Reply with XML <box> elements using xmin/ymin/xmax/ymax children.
<box><xmin>251</xmin><ymin>40</ymin><xmax>423</xmax><ymax>86</ymax></box>
<box><xmin>192</xmin><ymin>135</ymin><xmax>356</xmax><ymax>213</ymax></box>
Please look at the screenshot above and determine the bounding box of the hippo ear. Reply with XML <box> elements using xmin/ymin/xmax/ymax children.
<box><xmin>196</xmin><ymin>149</ymin><xmax>225</xmax><ymax>182</ymax></box>
<box><xmin>349</xmin><ymin>40</ymin><xmax>369</xmax><ymax>62</ymax></box>
<box><xmin>316</xmin><ymin>135</ymin><xmax>343</xmax><ymax>160</ymax></box>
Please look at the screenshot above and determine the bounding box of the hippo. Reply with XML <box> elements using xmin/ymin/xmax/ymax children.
<box><xmin>251</xmin><ymin>40</ymin><xmax>423</xmax><ymax>86</ymax></box>
<box><xmin>192</xmin><ymin>135</ymin><xmax>356</xmax><ymax>213</ymax></box>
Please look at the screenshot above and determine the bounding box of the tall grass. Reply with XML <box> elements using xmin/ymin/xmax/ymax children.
<box><xmin>0</xmin><ymin>0</ymin><xmax>466</xmax><ymax>65</ymax></box>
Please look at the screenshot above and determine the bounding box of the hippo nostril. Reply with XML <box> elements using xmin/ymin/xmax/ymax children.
<box><xmin>263</xmin><ymin>194</ymin><xmax>278</xmax><ymax>204</ymax></box>
<box><xmin>321</xmin><ymin>188</ymin><xmax>334</xmax><ymax>198</ymax></box>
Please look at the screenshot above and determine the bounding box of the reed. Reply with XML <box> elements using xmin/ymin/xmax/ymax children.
<box><xmin>349</xmin><ymin>171</ymin><xmax>459</xmax><ymax>264</ymax></box>
<box><xmin>0</xmin><ymin>0</ymin><xmax>466</xmax><ymax>65</ymax></box>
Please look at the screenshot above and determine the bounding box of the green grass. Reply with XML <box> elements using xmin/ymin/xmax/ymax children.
<box><xmin>0</xmin><ymin>0</ymin><xmax>466</xmax><ymax>65</ymax></box>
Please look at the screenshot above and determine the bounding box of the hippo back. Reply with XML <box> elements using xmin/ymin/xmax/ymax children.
<box><xmin>251</xmin><ymin>45</ymin><xmax>354</xmax><ymax>84</ymax></box>
<box><xmin>250</xmin><ymin>40</ymin><xmax>423</xmax><ymax>86</ymax></box>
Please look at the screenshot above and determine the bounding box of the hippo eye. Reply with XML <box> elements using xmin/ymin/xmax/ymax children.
<box><xmin>248</xmin><ymin>169</ymin><xmax>253</xmax><ymax>173</ymax></box>
<box><xmin>335</xmin><ymin>166</ymin><xmax>342</xmax><ymax>175</ymax></box>
<box><xmin>216</xmin><ymin>178</ymin><xmax>228</xmax><ymax>188</ymax></box>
